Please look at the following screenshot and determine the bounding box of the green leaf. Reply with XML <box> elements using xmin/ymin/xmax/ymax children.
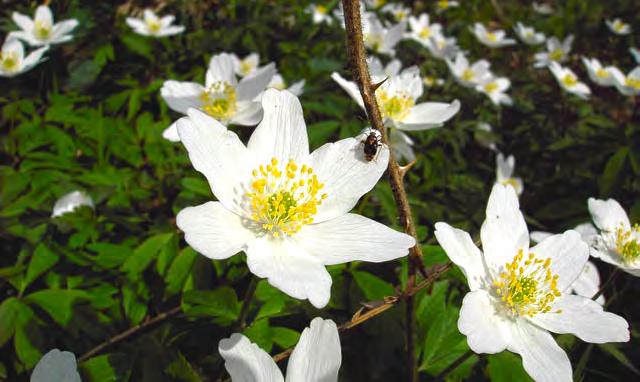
<box><xmin>22</xmin><ymin>244</ymin><xmax>59</xmax><ymax>293</ymax></box>
<box><xmin>165</xmin><ymin>248</ymin><xmax>198</xmax><ymax>295</ymax></box>
<box><xmin>122</xmin><ymin>283</ymin><xmax>148</xmax><ymax>325</ymax></box>
<box><xmin>80</xmin><ymin>355</ymin><xmax>117</xmax><ymax>382</ymax></box>
<box><xmin>487</xmin><ymin>352</ymin><xmax>533</xmax><ymax>382</ymax></box>
<box><xmin>121</xmin><ymin>233</ymin><xmax>173</xmax><ymax>279</ymax></box>
<box><xmin>165</xmin><ymin>352</ymin><xmax>203</xmax><ymax>382</ymax></box>
<box><xmin>244</xmin><ymin>319</ymin><xmax>272</xmax><ymax>352</ymax></box>
<box><xmin>0</xmin><ymin>297</ymin><xmax>21</xmax><ymax>346</ymax></box>
<box><xmin>599</xmin><ymin>147</ymin><xmax>628</xmax><ymax>197</ymax></box>
<box><xmin>26</xmin><ymin>289</ymin><xmax>88</xmax><ymax>326</ymax></box>
<box><xmin>271</xmin><ymin>327</ymin><xmax>300</xmax><ymax>349</ymax></box>
<box><xmin>351</xmin><ymin>270</ymin><xmax>395</xmax><ymax>300</ymax></box>
<box><xmin>182</xmin><ymin>287</ymin><xmax>239</xmax><ymax>323</ymax></box>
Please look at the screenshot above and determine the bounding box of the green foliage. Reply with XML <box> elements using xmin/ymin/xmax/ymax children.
<box><xmin>1</xmin><ymin>0</ymin><xmax>638</xmax><ymax>380</ymax></box>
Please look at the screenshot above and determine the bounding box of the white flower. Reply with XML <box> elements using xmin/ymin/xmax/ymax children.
<box><xmin>31</xmin><ymin>349</ymin><xmax>80</xmax><ymax>382</ymax></box>
<box><xmin>423</xmin><ymin>76</ymin><xmax>445</xmax><ymax>87</ymax></box>
<box><xmin>588</xmin><ymin>198</ymin><xmax>640</xmax><ymax>277</ymax></box>
<box><xmin>363</xmin><ymin>14</ymin><xmax>406</xmax><ymax>56</ymax></box>
<box><xmin>219</xmin><ymin>317</ymin><xmax>341</xmax><ymax>382</ymax></box>
<box><xmin>381</xmin><ymin>3</ymin><xmax>411</xmax><ymax>22</ymax></box>
<box><xmin>581</xmin><ymin>57</ymin><xmax>617</xmax><ymax>87</ymax></box>
<box><xmin>406</xmin><ymin>13</ymin><xmax>443</xmax><ymax>46</ymax></box>
<box><xmin>476</xmin><ymin>122</ymin><xmax>497</xmax><ymax>151</ymax></box>
<box><xmin>52</xmin><ymin>191</ymin><xmax>95</xmax><ymax>218</ymax></box>
<box><xmin>232</xmin><ymin>53</ymin><xmax>260</xmax><ymax>78</ymax></box>
<box><xmin>436</xmin><ymin>0</ymin><xmax>460</xmax><ymax>12</ymax></box>
<box><xmin>175</xmin><ymin>90</ymin><xmax>415</xmax><ymax>308</ymax></box>
<box><xmin>609</xmin><ymin>66</ymin><xmax>640</xmax><ymax>96</ymax></box>
<box><xmin>424</xmin><ymin>34</ymin><xmax>459</xmax><ymax>60</ymax></box>
<box><xmin>368</xmin><ymin>56</ymin><xmax>402</xmax><ymax>82</ymax></box>
<box><xmin>10</xmin><ymin>5</ymin><xmax>78</xmax><ymax>47</ymax></box>
<box><xmin>446</xmin><ymin>52</ymin><xmax>492</xmax><ymax>88</ymax></box>
<box><xmin>435</xmin><ymin>184</ymin><xmax>629</xmax><ymax>382</ymax></box>
<box><xmin>495</xmin><ymin>153</ymin><xmax>523</xmax><ymax>195</ymax></box>
<box><xmin>631</xmin><ymin>47</ymin><xmax>640</xmax><ymax>64</ymax></box>
<box><xmin>476</xmin><ymin>76</ymin><xmax>512</xmax><ymax>106</ymax></box>
<box><xmin>531</xmin><ymin>223</ymin><xmax>604</xmax><ymax>305</ymax></box>
<box><xmin>0</xmin><ymin>37</ymin><xmax>47</xmax><ymax>78</ymax></box>
<box><xmin>126</xmin><ymin>9</ymin><xmax>185</xmax><ymax>38</ymax></box>
<box><xmin>534</xmin><ymin>36</ymin><xmax>574</xmax><ymax>68</ymax></box>
<box><xmin>331</xmin><ymin>68</ymin><xmax>460</xmax><ymax>131</ymax></box>
<box><xmin>160</xmin><ymin>52</ymin><xmax>275</xmax><ymax>142</ymax></box>
<box><xmin>548</xmin><ymin>62</ymin><xmax>591</xmax><ymax>99</ymax></box>
<box><xmin>364</xmin><ymin>0</ymin><xmax>387</xmax><ymax>8</ymax></box>
<box><xmin>306</xmin><ymin>4</ymin><xmax>333</xmax><ymax>25</ymax></box>
<box><xmin>470</xmin><ymin>23</ymin><xmax>516</xmax><ymax>48</ymax></box>
<box><xmin>606</xmin><ymin>18</ymin><xmax>631</xmax><ymax>35</ymax></box>
<box><xmin>514</xmin><ymin>22</ymin><xmax>545</xmax><ymax>45</ymax></box>
<box><xmin>389</xmin><ymin>129</ymin><xmax>416</xmax><ymax>162</ymax></box>
<box><xmin>268</xmin><ymin>73</ymin><xmax>305</xmax><ymax>96</ymax></box>
<box><xmin>532</xmin><ymin>2</ymin><xmax>554</xmax><ymax>15</ymax></box>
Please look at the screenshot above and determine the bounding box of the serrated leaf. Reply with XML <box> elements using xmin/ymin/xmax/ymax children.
<box><xmin>26</xmin><ymin>289</ymin><xmax>89</xmax><ymax>326</ymax></box>
<box><xmin>121</xmin><ymin>233</ymin><xmax>173</xmax><ymax>279</ymax></box>
<box><xmin>22</xmin><ymin>244</ymin><xmax>59</xmax><ymax>293</ymax></box>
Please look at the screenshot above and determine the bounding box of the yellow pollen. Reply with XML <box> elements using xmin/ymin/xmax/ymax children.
<box><xmin>199</xmin><ymin>82</ymin><xmax>237</xmax><ymax>121</ymax></box>
<box><xmin>484</xmin><ymin>81</ymin><xmax>498</xmax><ymax>93</ymax></box>
<box><xmin>596</xmin><ymin>68</ymin><xmax>609</xmax><ymax>78</ymax></box>
<box><xmin>396</xmin><ymin>11</ymin><xmax>407</xmax><ymax>21</ymax></box>
<box><xmin>486</xmin><ymin>32</ymin><xmax>497</xmax><ymax>42</ymax></box>
<box><xmin>549</xmin><ymin>49</ymin><xmax>564</xmax><ymax>61</ymax></box>
<box><xmin>625</xmin><ymin>77</ymin><xmax>640</xmax><ymax>90</ymax></box>
<box><xmin>146</xmin><ymin>19</ymin><xmax>162</xmax><ymax>33</ymax></box>
<box><xmin>0</xmin><ymin>52</ymin><xmax>19</xmax><ymax>72</ymax></box>
<box><xmin>562</xmin><ymin>73</ymin><xmax>578</xmax><ymax>87</ymax></box>
<box><xmin>492</xmin><ymin>249</ymin><xmax>562</xmax><ymax>317</ymax></box>
<box><xmin>33</xmin><ymin>20</ymin><xmax>52</xmax><ymax>40</ymax></box>
<box><xmin>316</xmin><ymin>5</ymin><xmax>327</xmax><ymax>14</ymax></box>
<box><xmin>365</xmin><ymin>33</ymin><xmax>384</xmax><ymax>52</ymax></box>
<box><xmin>246</xmin><ymin>157</ymin><xmax>326</xmax><ymax>237</ymax></box>
<box><xmin>419</xmin><ymin>27</ymin><xmax>431</xmax><ymax>39</ymax></box>
<box><xmin>438</xmin><ymin>0</ymin><xmax>450</xmax><ymax>9</ymax></box>
<box><xmin>500</xmin><ymin>178</ymin><xmax>519</xmax><ymax>190</ymax></box>
<box><xmin>240</xmin><ymin>60</ymin><xmax>254</xmax><ymax>76</ymax></box>
<box><xmin>461</xmin><ymin>68</ymin><xmax>474</xmax><ymax>82</ymax></box>
<box><xmin>376</xmin><ymin>89</ymin><xmax>415</xmax><ymax>121</ymax></box>
<box><xmin>613</xmin><ymin>20</ymin><xmax>625</xmax><ymax>32</ymax></box>
<box><xmin>615</xmin><ymin>223</ymin><xmax>640</xmax><ymax>263</ymax></box>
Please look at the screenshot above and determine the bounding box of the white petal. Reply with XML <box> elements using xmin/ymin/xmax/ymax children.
<box><xmin>12</xmin><ymin>12</ymin><xmax>33</xmax><ymax>32</ymax></box>
<box><xmin>507</xmin><ymin>319</ymin><xmax>572</xmax><ymax>382</ymax></box>
<box><xmin>162</xmin><ymin>122</ymin><xmax>181</xmax><ymax>142</ymax></box>
<box><xmin>588</xmin><ymin>197</ymin><xmax>630</xmax><ymax>231</ymax></box>
<box><xmin>434</xmin><ymin>222</ymin><xmax>488</xmax><ymax>291</ymax></box>
<box><xmin>161</xmin><ymin>81</ymin><xmax>204</xmax><ymax>114</ymax></box>
<box><xmin>389</xmin><ymin>129</ymin><xmax>415</xmax><ymax>162</ymax></box>
<box><xmin>156</xmin><ymin>25</ymin><xmax>185</xmax><ymax>37</ymax></box>
<box><xmin>177</xmin><ymin>202</ymin><xmax>253</xmax><ymax>260</ymax></box>
<box><xmin>52</xmin><ymin>191</ymin><xmax>94</xmax><ymax>218</ymax></box>
<box><xmin>458</xmin><ymin>290</ymin><xmax>512</xmax><ymax>353</ymax></box>
<box><xmin>177</xmin><ymin>109</ymin><xmax>252</xmax><ymax>216</ymax></box>
<box><xmin>306</xmin><ymin>137</ymin><xmax>388</xmax><ymax>222</ymax></box>
<box><xmin>237</xmin><ymin>63</ymin><xmax>276</xmax><ymax>101</ymax></box>
<box><xmin>126</xmin><ymin>18</ymin><xmax>146</xmax><ymax>31</ymax></box>
<box><xmin>230</xmin><ymin>101</ymin><xmax>263</xmax><ymax>126</ymax></box>
<box><xmin>331</xmin><ymin>72</ymin><xmax>365</xmax><ymax>109</ymax></box>
<box><xmin>207</xmin><ymin>53</ymin><xmax>237</xmax><ymax>86</ymax></box>
<box><xmin>246</xmin><ymin>237</ymin><xmax>332</xmax><ymax>308</ymax></box>
<box><xmin>3</xmin><ymin>38</ymin><xmax>25</xmax><ymax>60</ymax></box>
<box><xmin>286</xmin><ymin>318</ymin><xmax>341</xmax><ymax>382</ymax></box>
<box><xmin>31</xmin><ymin>349</ymin><xmax>81</xmax><ymax>382</ymax></box>
<box><xmin>296</xmin><ymin>213</ymin><xmax>414</xmax><ymax>266</ymax></box>
<box><xmin>530</xmin><ymin>231</ymin><xmax>552</xmax><ymax>243</ymax></box>
<box><xmin>160</xmin><ymin>15</ymin><xmax>176</xmax><ymax>27</ymax></box>
<box><xmin>35</xmin><ymin>5</ymin><xmax>53</xmax><ymax>25</ymax></box>
<box><xmin>218</xmin><ymin>333</ymin><xmax>284</xmax><ymax>382</ymax></box>
<box><xmin>247</xmin><ymin>89</ymin><xmax>309</xmax><ymax>164</ymax></box>
<box><xmin>481</xmin><ymin>184</ymin><xmax>529</xmax><ymax>272</ymax></box>
<box><xmin>530</xmin><ymin>231</ymin><xmax>589</xmax><ymax>291</ymax></box>
<box><xmin>395</xmin><ymin>100</ymin><xmax>460</xmax><ymax>131</ymax></box>
<box><xmin>21</xmin><ymin>46</ymin><xmax>48</xmax><ymax>72</ymax></box>
<box><xmin>570</xmin><ymin>261</ymin><xmax>603</xmax><ymax>303</ymax></box>
<box><xmin>287</xmin><ymin>80</ymin><xmax>305</xmax><ymax>96</ymax></box>
<box><xmin>51</xmin><ymin>19</ymin><xmax>78</xmax><ymax>40</ymax></box>
<box><xmin>530</xmin><ymin>294</ymin><xmax>629</xmax><ymax>343</ymax></box>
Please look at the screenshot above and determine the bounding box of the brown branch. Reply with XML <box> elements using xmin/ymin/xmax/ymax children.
<box><xmin>340</xmin><ymin>1</ymin><xmax>427</xmax><ymax>380</ymax></box>
<box><xmin>78</xmin><ymin>306</ymin><xmax>182</xmax><ymax>363</ymax></box>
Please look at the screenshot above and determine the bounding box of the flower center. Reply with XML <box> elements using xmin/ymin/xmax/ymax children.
<box><xmin>524</xmin><ymin>30</ymin><xmax>534</xmax><ymax>38</ymax></box>
<box><xmin>549</xmin><ymin>49</ymin><xmax>564</xmax><ymax>61</ymax></box>
<box><xmin>438</xmin><ymin>0</ymin><xmax>450</xmax><ymax>9</ymax></box>
<box><xmin>419</xmin><ymin>27</ymin><xmax>431</xmax><ymax>39</ymax></box>
<box><xmin>562</xmin><ymin>73</ymin><xmax>577</xmax><ymax>87</ymax></box>
<box><xmin>615</xmin><ymin>224</ymin><xmax>640</xmax><ymax>263</ymax></box>
<box><xmin>500</xmin><ymin>178</ymin><xmax>519</xmax><ymax>190</ymax></box>
<box><xmin>493</xmin><ymin>249</ymin><xmax>561</xmax><ymax>317</ymax></box>
<box><xmin>613</xmin><ymin>21</ymin><xmax>625</xmax><ymax>32</ymax></box>
<box><xmin>596</xmin><ymin>68</ymin><xmax>609</xmax><ymax>78</ymax></box>
<box><xmin>365</xmin><ymin>33</ymin><xmax>384</xmax><ymax>52</ymax></box>
<box><xmin>240</xmin><ymin>60</ymin><xmax>254</xmax><ymax>76</ymax></box>
<box><xmin>461</xmin><ymin>68</ymin><xmax>475</xmax><ymax>82</ymax></box>
<box><xmin>625</xmin><ymin>77</ymin><xmax>640</xmax><ymax>90</ymax></box>
<box><xmin>377</xmin><ymin>89</ymin><xmax>415</xmax><ymax>121</ymax></box>
<box><xmin>33</xmin><ymin>20</ymin><xmax>52</xmax><ymax>40</ymax></box>
<box><xmin>316</xmin><ymin>5</ymin><xmax>327</xmax><ymax>14</ymax></box>
<box><xmin>395</xmin><ymin>11</ymin><xmax>407</xmax><ymax>21</ymax></box>
<box><xmin>246</xmin><ymin>158</ymin><xmax>327</xmax><ymax>237</ymax></box>
<box><xmin>486</xmin><ymin>32</ymin><xmax>498</xmax><ymax>42</ymax></box>
<box><xmin>484</xmin><ymin>81</ymin><xmax>498</xmax><ymax>93</ymax></box>
<box><xmin>146</xmin><ymin>19</ymin><xmax>162</xmax><ymax>33</ymax></box>
<box><xmin>0</xmin><ymin>53</ymin><xmax>19</xmax><ymax>72</ymax></box>
<box><xmin>199</xmin><ymin>82</ymin><xmax>237</xmax><ymax>121</ymax></box>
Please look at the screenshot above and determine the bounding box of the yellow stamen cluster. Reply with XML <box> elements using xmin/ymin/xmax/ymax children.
<box><xmin>615</xmin><ymin>224</ymin><xmax>640</xmax><ymax>263</ymax></box>
<box><xmin>461</xmin><ymin>68</ymin><xmax>475</xmax><ymax>82</ymax></box>
<box><xmin>500</xmin><ymin>178</ymin><xmax>519</xmax><ymax>190</ymax></box>
<box><xmin>613</xmin><ymin>21</ymin><xmax>625</xmax><ymax>32</ymax></box>
<box><xmin>240</xmin><ymin>60</ymin><xmax>253</xmax><ymax>76</ymax></box>
<box><xmin>437</xmin><ymin>0</ymin><xmax>450</xmax><ymax>10</ymax></box>
<box><xmin>493</xmin><ymin>249</ymin><xmax>562</xmax><ymax>317</ymax></box>
<box><xmin>377</xmin><ymin>89</ymin><xmax>415</xmax><ymax>121</ymax></box>
<box><xmin>146</xmin><ymin>19</ymin><xmax>162</xmax><ymax>33</ymax></box>
<box><xmin>33</xmin><ymin>20</ymin><xmax>52</xmax><ymax>40</ymax></box>
<box><xmin>549</xmin><ymin>49</ymin><xmax>564</xmax><ymax>61</ymax></box>
<box><xmin>395</xmin><ymin>11</ymin><xmax>407</xmax><ymax>21</ymax></box>
<box><xmin>484</xmin><ymin>81</ymin><xmax>498</xmax><ymax>93</ymax></box>
<box><xmin>625</xmin><ymin>77</ymin><xmax>640</xmax><ymax>90</ymax></box>
<box><xmin>0</xmin><ymin>52</ymin><xmax>19</xmax><ymax>72</ymax></box>
<box><xmin>246</xmin><ymin>158</ymin><xmax>327</xmax><ymax>237</ymax></box>
<box><xmin>365</xmin><ymin>34</ymin><xmax>384</xmax><ymax>53</ymax></box>
<box><xmin>200</xmin><ymin>82</ymin><xmax>237</xmax><ymax>121</ymax></box>
<box><xmin>596</xmin><ymin>68</ymin><xmax>609</xmax><ymax>78</ymax></box>
<box><xmin>316</xmin><ymin>5</ymin><xmax>327</xmax><ymax>15</ymax></box>
<box><xmin>486</xmin><ymin>32</ymin><xmax>498</xmax><ymax>42</ymax></box>
<box><xmin>562</xmin><ymin>73</ymin><xmax>578</xmax><ymax>87</ymax></box>
<box><xmin>419</xmin><ymin>27</ymin><xmax>431</xmax><ymax>39</ymax></box>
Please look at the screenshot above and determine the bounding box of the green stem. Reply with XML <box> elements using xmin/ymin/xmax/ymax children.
<box><xmin>235</xmin><ymin>276</ymin><xmax>258</xmax><ymax>331</ymax></box>
<box><xmin>591</xmin><ymin>268</ymin><xmax>620</xmax><ymax>302</ymax></box>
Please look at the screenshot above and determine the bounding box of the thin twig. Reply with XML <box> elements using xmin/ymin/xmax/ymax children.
<box><xmin>591</xmin><ymin>267</ymin><xmax>620</xmax><ymax>302</ymax></box>
<box><xmin>340</xmin><ymin>1</ymin><xmax>426</xmax><ymax>380</ymax></box>
<box><xmin>434</xmin><ymin>349</ymin><xmax>475</xmax><ymax>381</ymax></box>
<box><xmin>78</xmin><ymin>305</ymin><xmax>182</xmax><ymax>362</ymax></box>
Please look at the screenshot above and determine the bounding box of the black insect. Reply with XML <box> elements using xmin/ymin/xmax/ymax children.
<box><xmin>361</xmin><ymin>128</ymin><xmax>383</xmax><ymax>162</ymax></box>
